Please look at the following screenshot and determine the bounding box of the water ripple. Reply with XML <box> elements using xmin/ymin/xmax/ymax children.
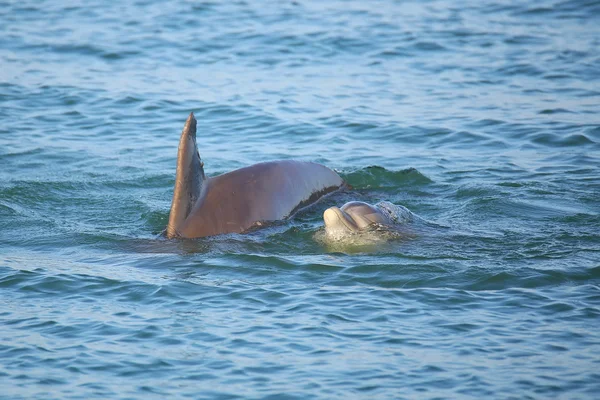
<box><xmin>2</xmin><ymin>0</ymin><xmax>600</xmax><ymax>398</ymax></box>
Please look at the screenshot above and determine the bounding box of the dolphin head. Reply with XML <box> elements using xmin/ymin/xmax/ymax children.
<box><xmin>323</xmin><ymin>201</ymin><xmax>389</xmax><ymax>236</ymax></box>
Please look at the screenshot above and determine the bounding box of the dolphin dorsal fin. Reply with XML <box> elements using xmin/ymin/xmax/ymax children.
<box><xmin>166</xmin><ymin>112</ymin><xmax>206</xmax><ymax>238</ymax></box>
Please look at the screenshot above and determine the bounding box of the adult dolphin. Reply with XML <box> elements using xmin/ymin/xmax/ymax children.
<box><xmin>166</xmin><ymin>113</ymin><xmax>344</xmax><ymax>239</ymax></box>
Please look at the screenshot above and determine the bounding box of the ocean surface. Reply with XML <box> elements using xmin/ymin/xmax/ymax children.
<box><xmin>1</xmin><ymin>0</ymin><xmax>599</xmax><ymax>398</ymax></box>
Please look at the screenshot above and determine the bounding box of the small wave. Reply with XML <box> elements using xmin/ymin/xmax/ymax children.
<box><xmin>343</xmin><ymin>166</ymin><xmax>432</xmax><ymax>190</ymax></box>
<box><xmin>497</xmin><ymin>63</ymin><xmax>544</xmax><ymax>77</ymax></box>
<box><xmin>465</xmin><ymin>266</ymin><xmax>600</xmax><ymax>291</ymax></box>
<box><xmin>538</xmin><ymin>108</ymin><xmax>575</xmax><ymax>115</ymax></box>
<box><xmin>514</xmin><ymin>1</ymin><xmax>600</xmax><ymax>19</ymax></box>
<box><xmin>531</xmin><ymin>132</ymin><xmax>595</xmax><ymax>147</ymax></box>
<box><xmin>503</xmin><ymin>35</ymin><xmax>549</xmax><ymax>46</ymax></box>
<box><xmin>322</xmin><ymin>35</ymin><xmax>371</xmax><ymax>55</ymax></box>
<box><xmin>412</xmin><ymin>41</ymin><xmax>447</xmax><ymax>52</ymax></box>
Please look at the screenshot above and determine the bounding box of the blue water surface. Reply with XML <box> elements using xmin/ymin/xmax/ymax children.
<box><xmin>1</xmin><ymin>0</ymin><xmax>599</xmax><ymax>399</ymax></box>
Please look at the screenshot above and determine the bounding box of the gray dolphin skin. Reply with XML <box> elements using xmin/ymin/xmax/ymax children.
<box><xmin>166</xmin><ymin>113</ymin><xmax>345</xmax><ymax>239</ymax></box>
<box><xmin>323</xmin><ymin>201</ymin><xmax>395</xmax><ymax>237</ymax></box>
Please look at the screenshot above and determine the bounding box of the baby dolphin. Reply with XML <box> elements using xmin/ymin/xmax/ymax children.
<box><xmin>166</xmin><ymin>112</ymin><xmax>344</xmax><ymax>239</ymax></box>
<box><xmin>323</xmin><ymin>201</ymin><xmax>415</xmax><ymax>239</ymax></box>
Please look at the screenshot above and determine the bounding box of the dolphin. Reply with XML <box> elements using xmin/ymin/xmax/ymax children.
<box><xmin>166</xmin><ymin>112</ymin><xmax>344</xmax><ymax>239</ymax></box>
<box><xmin>322</xmin><ymin>201</ymin><xmax>415</xmax><ymax>238</ymax></box>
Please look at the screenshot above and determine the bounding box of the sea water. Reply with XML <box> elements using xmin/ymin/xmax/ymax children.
<box><xmin>1</xmin><ymin>0</ymin><xmax>599</xmax><ymax>398</ymax></box>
